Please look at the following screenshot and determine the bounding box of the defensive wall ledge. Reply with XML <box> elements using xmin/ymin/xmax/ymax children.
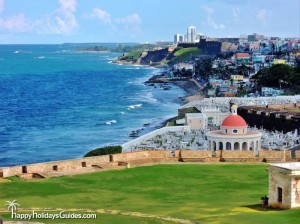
<box><xmin>1</xmin><ymin>149</ymin><xmax>299</xmax><ymax>178</ymax></box>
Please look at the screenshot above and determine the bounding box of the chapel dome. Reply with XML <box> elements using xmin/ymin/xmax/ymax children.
<box><xmin>221</xmin><ymin>114</ymin><xmax>247</xmax><ymax>127</ymax></box>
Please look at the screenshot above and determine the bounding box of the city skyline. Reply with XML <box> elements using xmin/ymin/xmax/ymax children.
<box><xmin>0</xmin><ymin>0</ymin><xmax>299</xmax><ymax>44</ymax></box>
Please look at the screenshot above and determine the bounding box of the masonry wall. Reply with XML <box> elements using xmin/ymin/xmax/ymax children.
<box><xmin>296</xmin><ymin>151</ymin><xmax>300</xmax><ymax>161</ymax></box>
<box><xmin>180</xmin><ymin>150</ymin><xmax>211</xmax><ymax>158</ymax></box>
<box><xmin>269</xmin><ymin>166</ymin><xmax>292</xmax><ymax>209</ymax></box>
<box><xmin>2</xmin><ymin>155</ymin><xmax>110</xmax><ymax>177</ymax></box>
<box><xmin>2</xmin><ymin>151</ymin><xmax>171</xmax><ymax>178</ymax></box>
<box><xmin>259</xmin><ymin>150</ymin><xmax>284</xmax><ymax>162</ymax></box>
<box><xmin>2</xmin><ymin>149</ymin><xmax>300</xmax><ymax>178</ymax></box>
<box><xmin>112</xmin><ymin>150</ymin><xmax>169</xmax><ymax>161</ymax></box>
<box><xmin>221</xmin><ymin>150</ymin><xmax>255</xmax><ymax>158</ymax></box>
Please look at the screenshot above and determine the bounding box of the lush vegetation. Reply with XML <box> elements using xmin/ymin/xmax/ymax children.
<box><xmin>84</xmin><ymin>145</ymin><xmax>122</xmax><ymax>157</ymax></box>
<box><xmin>194</xmin><ymin>56</ymin><xmax>213</xmax><ymax>81</ymax></box>
<box><xmin>253</xmin><ymin>64</ymin><xmax>300</xmax><ymax>92</ymax></box>
<box><xmin>78</xmin><ymin>43</ymin><xmax>172</xmax><ymax>53</ymax></box>
<box><xmin>1</xmin><ymin>164</ymin><xmax>299</xmax><ymax>224</ymax></box>
<box><xmin>118</xmin><ymin>50</ymin><xmax>143</xmax><ymax>62</ymax></box>
<box><xmin>167</xmin><ymin>47</ymin><xmax>203</xmax><ymax>65</ymax></box>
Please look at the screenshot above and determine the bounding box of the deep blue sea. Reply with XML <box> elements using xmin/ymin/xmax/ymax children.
<box><xmin>0</xmin><ymin>44</ymin><xmax>186</xmax><ymax>167</ymax></box>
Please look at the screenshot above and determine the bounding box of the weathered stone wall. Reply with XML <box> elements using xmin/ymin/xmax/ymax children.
<box><xmin>238</xmin><ymin>104</ymin><xmax>300</xmax><ymax>133</ymax></box>
<box><xmin>2</xmin><ymin>155</ymin><xmax>110</xmax><ymax>177</ymax></box>
<box><xmin>147</xmin><ymin>150</ymin><xmax>170</xmax><ymax>158</ymax></box>
<box><xmin>2</xmin><ymin>149</ymin><xmax>300</xmax><ymax>178</ymax></box>
<box><xmin>180</xmin><ymin>150</ymin><xmax>211</xmax><ymax>158</ymax></box>
<box><xmin>221</xmin><ymin>151</ymin><xmax>255</xmax><ymax>158</ymax></box>
<box><xmin>269</xmin><ymin>166</ymin><xmax>293</xmax><ymax>209</ymax></box>
<box><xmin>259</xmin><ymin>150</ymin><xmax>284</xmax><ymax>162</ymax></box>
<box><xmin>174</xmin><ymin>150</ymin><xmax>181</xmax><ymax>159</ymax></box>
<box><xmin>296</xmin><ymin>151</ymin><xmax>300</xmax><ymax>161</ymax></box>
<box><xmin>112</xmin><ymin>151</ymin><xmax>151</xmax><ymax>161</ymax></box>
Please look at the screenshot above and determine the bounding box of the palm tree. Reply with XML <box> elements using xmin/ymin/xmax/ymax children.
<box><xmin>5</xmin><ymin>200</ymin><xmax>20</xmax><ymax>213</ymax></box>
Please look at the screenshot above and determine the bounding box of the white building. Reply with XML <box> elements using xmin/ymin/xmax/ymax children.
<box><xmin>206</xmin><ymin>105</ymin><xmax>262</xmax><ymax>151</ymax></box>
<box><xmin>269</xmin><ymin>162</ymin><xmax>300</xmax><ymax>209</ymax></box>
<box><xmin>201</xmin><ymin>106</ymin><xmax>230</xmax><ymax>126</ymax></box>
<box><xmin>187</xmin><ymin>26</ymin><xmax>196</xmax><ymax>43</ymax></box>
<box><xmin>174</xmin><ymin>34</ymin><xmax>184</xmax><ymax>44</ymax></box>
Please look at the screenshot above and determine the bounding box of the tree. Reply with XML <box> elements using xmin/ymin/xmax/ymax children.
<box><xmin>194</xmin><ymin>56</ymin><xmax>213</xmax><ymax>81</ymax></box>
<box><xmin>254</xmin><ymin>64</ymin><xmax>294</xmax><ymax>88</ymax></box>
<box><xmin>237</xmin><ymin>64</ymin><xmax>249</xmax><ymax>77</ymax></box>
<box><xmin>84</xmin><ymin>145</ymin><xmax>122</xmax><ymax>157</ymax></box>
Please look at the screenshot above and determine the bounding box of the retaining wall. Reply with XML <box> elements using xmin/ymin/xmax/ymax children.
<box><xmin>2</xmin><ymin>155</ymin><xmax>110</xmax><ymax>178</ymax></box>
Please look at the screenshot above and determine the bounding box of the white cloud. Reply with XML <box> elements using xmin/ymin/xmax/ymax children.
<box><xmin>115</xmin><ymin>14</ymin><xmax>142</xmax><ymax>37</ymax></box>
<box><xmin>202</xmin><ymin>5</ymin><xmax>226</xmax><ymax>30</ymax></box>
<box><xmin>202</xmin><ymin>5</ymin><xmax>214</xmax><ymax>15</ymax></box>
<box><xmin>232</xmin><ymin>7</ymin><xmax>240</xmax><ymax>19</ymax></box>
<box><xmin>83</xmin><ymin>8</ymin><xmax>112</xmax><ymax>26</ymax></box>
<box><xmin>116</xmin><ymin>13</ymin><xmax>141</xmax><ymax>25</ymax></box>
<box><xmin>0</xmin><ymin>0</ymin><xmax>78</xmax><ymax>35</ymax></box>
<box><xmin>34</xmin><ymin>0</ymin><xmax>78</xmax><ymax>35</ymax></box>
<box><xmin>0</xmin><ymin>13</ymin><xmax>31</xmax><ymax>32</ymax></box>
<box><xmin>83</xmin><ymin>9</ymin><xmax>142</xmax><ymax>38</ymax></box>
<box><xmin>256</xmin><ymin>9</ymin><xmax>269</xmax><ymax>23</ymax></box>
<box><xmin>58</xmin><ymin>0</ymin><xmax>76</xmax><ymax>13</ymax></box>
<box><xmin>0</xmin><ymin>0</ymin><xmax>4</xmax><ymax>14</ymax></box>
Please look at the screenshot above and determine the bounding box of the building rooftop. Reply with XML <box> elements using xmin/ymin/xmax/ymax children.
<box><xmin>185</xmin><ymin>113</ymin><xmax>206</xmax><ymax>119</ymax></box>
<box><xmin>221</xmin><ymin>114</ymin><xmax>247</xmax><ymax>127</ymax></box>
<box><xmin>270</xmin><ymin>162</ymin><xmax>300</xmax><ymax>171</ymax></box>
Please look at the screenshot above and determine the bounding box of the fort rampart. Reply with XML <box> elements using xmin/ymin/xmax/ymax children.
<box><xmin>1</xmin><ymin>149</ymin><xmax>300</xmax><ymax>178</ymax></box>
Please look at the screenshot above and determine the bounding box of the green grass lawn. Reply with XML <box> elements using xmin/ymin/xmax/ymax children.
<box><xmin>1</xmin><ymin>164</ymin><xmax>300</xmax><ymax>224</ymax></box>
<box><xmin>168</xmin><ymin>47</ymin><xmax>203</xmax><ymax>65</ymax></box>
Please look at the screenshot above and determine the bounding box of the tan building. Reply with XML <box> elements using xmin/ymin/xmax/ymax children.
<box><xmin>230</xmin><ymin>75</ymin><xmax>244</xmax><ymax>81</ymax></box>
<box><xmin>268</xmin><ymin>162</ymin><xmax>300</xmax><ymax>209</ymax></box>
<box><xmin>206</xmin><ymin>105</ymin><xmax>262</xmax><ymax>151</ymax></box>
<box><xmin>185</xmin><ymin>113</ymin><xmax>207</xmax><ymax>130</ymax></box>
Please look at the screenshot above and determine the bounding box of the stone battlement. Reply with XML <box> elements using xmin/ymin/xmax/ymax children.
<box><xmin>1</xmin><ymin>149</ymin><xmax>300</xmax><ymax>179</ymax></box>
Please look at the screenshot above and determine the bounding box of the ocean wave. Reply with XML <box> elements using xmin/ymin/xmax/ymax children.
<box><xmin>35</xmin><ymin>56</ymin><xmax>45</xmax><ymax>59</ymax></box>
<box><xmin>127</xmin><ymin>104</ymin><xmax>143</xmax><ymax>110</ymax></box>
<box><xmin>128</xmin><ymin>91</ymin><xmax>157</xmax><ymax>103</ymax></box>
<box><xmin>108</xmin><ymin>61</ymin><xmax>113</xmax><ymax>64</ymax></box>
<box><xmin>120</xmin><ymin>112</ymin><xmax>125</xmax><ymax>114</ymax></box>
<box><xmin>105</xmin><ymin>120</ymin><xmax>117</xmax><ymax>125</ymax></box>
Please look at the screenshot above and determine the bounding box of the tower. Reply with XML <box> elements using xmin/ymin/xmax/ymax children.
<box><xmin>187</xmin><ymin>26</ymin><xmax>196</xmax><ymax>43</ymax></box>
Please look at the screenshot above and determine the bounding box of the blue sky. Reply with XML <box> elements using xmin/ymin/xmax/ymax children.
<box><xmin>0</xmin><ymin>0</ymin><xmax>299</xmax><ymax>44</ymax></box>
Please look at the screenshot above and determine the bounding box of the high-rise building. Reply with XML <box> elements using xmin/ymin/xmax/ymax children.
<box><xmin>174</xmin><ymin>34</ymin><xmax>184</xmax><ymax>44</ymax></box>
<box><xmin>187</xmin><ymin>26</ymin><xmax>196</xmax><ymax>42</ymax></box>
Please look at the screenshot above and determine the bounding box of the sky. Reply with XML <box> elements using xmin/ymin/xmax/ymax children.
<box><xmin>0</xmin><ymin>0</ymin><xmax>299</xmax><ymax>44</ymax></box>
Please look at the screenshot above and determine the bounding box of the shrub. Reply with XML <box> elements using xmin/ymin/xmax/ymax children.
<box><xmin>84</xmin><ymin>145</ymin><xmax>122</xmax><ymax>157</ymax></box>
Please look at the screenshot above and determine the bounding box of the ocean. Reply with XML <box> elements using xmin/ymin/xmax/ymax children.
<box><xmin>0</xmin><ymin>44</ymin><xmax>186</xmax><ymax>167</ymax></box>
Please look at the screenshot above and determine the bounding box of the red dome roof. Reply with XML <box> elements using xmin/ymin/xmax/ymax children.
<box><xmin>221</xmin><ymin>115</ymin><xmax>247</xmax><ymax>127</ymax></box>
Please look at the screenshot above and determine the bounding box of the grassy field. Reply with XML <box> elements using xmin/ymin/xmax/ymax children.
<box><xmin>1</xmin><ymin>164</ymin><xmax>300</xmax><ymax>224</ymax></box>
<box><xmin>168</xmin><ymin>47</ymin><xmax>203</xmax><ymax>65</ymax></box>
<box><xmin>118</xmin><ymin>50</ymin><xmax>143</xmax><ymax>62</ymax></box>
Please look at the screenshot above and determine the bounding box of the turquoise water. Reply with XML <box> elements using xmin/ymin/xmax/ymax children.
<box><xmin>0</xmin><ymin>44</ymin><xmax>186</xmax><ymax>166</ymax></box>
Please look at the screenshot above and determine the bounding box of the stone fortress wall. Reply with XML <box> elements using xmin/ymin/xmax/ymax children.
<box><xmin>1</xmin><ymin>149</ymin><xmax>300</xmax><ymax>178</ymax></box>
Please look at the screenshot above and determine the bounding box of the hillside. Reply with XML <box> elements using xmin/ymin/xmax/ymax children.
<box><xmin>115</xmin><ymin>46</ymin><xmax>204</xmax><ymax>66</ymax></box>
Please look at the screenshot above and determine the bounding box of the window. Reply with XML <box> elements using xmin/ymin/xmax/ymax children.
<box><xmin>53</xmin><ymin>165</ymin><xmax>58</xmax><ymax>171</ymax></box>
<box><xmin>225</xmin><ymin>129</ymin><xmax>228</xmax><ymax>134</ymax></box>
<box><xmin>22</xmin><ymin>166</ymin><xmax>27</xmax><ymax>174</ymax></box>
<box><xmin>277</xmin><ymin>187</ymin><xmax>283</xmax><ymax>203</ymax></box>
<box><xmin>82</xmin><ymin>162</ymin><xmax>87</xmax><ymax>167</ymax></box>
<box><xmin>233</xmin><ymin>129</ymin><xmax>238</xmax><ymax>134</ymax></box>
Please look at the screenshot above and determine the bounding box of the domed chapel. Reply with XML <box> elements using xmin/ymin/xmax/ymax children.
<box><xmin>206</xmin><ymin>104</ymin><xmax>262</xmax><ymax>151</ymax></box>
